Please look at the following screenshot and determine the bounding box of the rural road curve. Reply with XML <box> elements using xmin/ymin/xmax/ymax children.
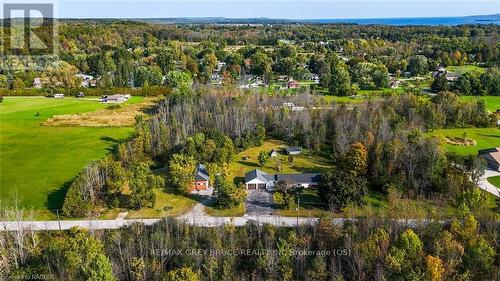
<box><xmin>478</xmin><ymin>169</ymin><xmax>500</xmax><ymax>197</ymax></box>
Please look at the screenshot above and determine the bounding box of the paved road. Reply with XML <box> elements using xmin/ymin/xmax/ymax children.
<box><xmin>245</xmin><ymin>190</ymin><xmax>274</xmax><ymax>216</ymax></box>
<box><xmin>478</xmin><ymin>169</ymin><xmax>500</xmax><ymax>197</ymax></box>
<box><xmin>1</xmin><ymin>216</ymin><xmax>438</xmax><ymax>231</ymax></box>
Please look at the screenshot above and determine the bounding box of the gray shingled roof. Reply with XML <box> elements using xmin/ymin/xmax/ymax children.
<box><xmin>286</xmin><ymin>146</ymin><xmax>302</xmax><ymax>153</ymax></box>
<box><xmin>194</xmin><ymin>164</ymin><xmax>209</xmax><ymax>181</ymax></box>
<box><xmin>245</xmin><ymin>169</ymin><xmax>321</xmax><ymax>185</ymax></box>
<box><xmin>245</xmin><ymin>169</ymin><xmax>274</xmax><ymax>182</ymax></box>
<box><xmin>276</xmin><ymin>173</ymin><xmax>321</xmax><ymax>184</ymax></box>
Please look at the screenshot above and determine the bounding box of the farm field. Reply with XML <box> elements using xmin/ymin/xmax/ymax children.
<box><xmin>459</xmin><ymin>95</ymin><xmax>500</xmax><ymax>112</ymax></box>
<box><xmin>426</xmin><ymin>128</ymin><xmax>500</xmax><ymax>155</ymax></box>
<box><xmin>0</xmin><ymin>97</ymin><xmax>143</xmax><ymax>217</ymax></box>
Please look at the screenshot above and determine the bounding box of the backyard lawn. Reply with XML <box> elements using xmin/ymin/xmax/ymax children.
<box><xmin>426</xmin><ymin>128</ymin><xmax>500</xmax><ymax>155</ymax></box>
<box><xmin>0</xmin><ymin>96</ymin><xmax>143</xmax><ymax>218</ymax></box>
<box><xmin>228</xmin><ymin>140</ymin><xmax>335</xmax><ymax>185</ymax></box>
<box><xmin>459</xmin><ymin>96</ymin><xmax>500</xmax><ymax>112</ymax></box>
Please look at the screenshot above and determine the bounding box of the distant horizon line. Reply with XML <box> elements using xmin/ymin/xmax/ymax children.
<box><xmin>3</xmin><ymin>13</ymin><xmax>499</xmax><ymax>21</ymax></box>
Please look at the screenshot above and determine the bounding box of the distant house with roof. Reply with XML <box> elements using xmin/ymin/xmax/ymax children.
<box><xmin>244</xmin><ymin>169</ymin><xmax>321</xmax><ymax>190</ymax></box>
<box><xmin>33</xmin><ymin>78</ymin><xmax>42</xmax><ymax>88</ymax></box>
<box><xmin>288</xmin><ymin>80</ymin><xmax>299</xmax><ymax>89</ymax></box>
<box><xmin>285</xmin><ymin>146</ymin><xmax>302</xmax><ymax>155</ymax></box>
<box><xmin>432</xmin><ymin>68</ymin><xmax>459</xmax><ymax>83</ymax></box>
<box><xmin>76</xmin><ymin>73</ymin><xmax>95</xmax><ymax>88</ymax></box>
<box><xmin>479</xmin><ymin>147</ymin><xmax>500</xmax><ymax>171</ymax></box>
<box><xmin>191</xmin><ymin>164</ymin><xmax>210</xmax><ymax>191</ymax></box>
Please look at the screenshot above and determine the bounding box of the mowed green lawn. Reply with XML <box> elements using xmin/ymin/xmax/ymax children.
<box><xmin>446</xmin><ymin>65</ymin><xmax>487</xmax><ymax>75</ymax></box>
<box><xmin>0</xmin><ymin>97</ymin><xmax>140</xmax><ymax>216</ymax></box>
<box><xmin>229</xmin><ymin>140</ymin><xmax>334</xmax><ymax>185</ymax></box>
<box><xmin>459</xmin><ymin>96</ymin><xmax>500</xmax><ymax>112</ymax></box>
<box><xmin>487</xmin><ymin>176</ymin><xmax>500</xmax><ymax>188</ymax></box>
<box><xmin>427</xmin><ymin>128</ymin><xmax>500</xmax><ymax>155</ymax></box>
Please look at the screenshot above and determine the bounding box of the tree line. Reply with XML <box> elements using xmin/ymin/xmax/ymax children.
<box><xmin>0</xmin><ymin>215</ymin><xmax>498</xmax><ymax>280</ymax></box>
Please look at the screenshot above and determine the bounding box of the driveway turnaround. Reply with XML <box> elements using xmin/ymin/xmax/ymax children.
<box><xmin>245</xmin><ymin>189</ymin><xmax>274</xmax><ymax>216</ymax></box>
<box><xmin>478</xmin><ymin>169</ymin><xmax>500</xmax><ymax>197</ymax></box>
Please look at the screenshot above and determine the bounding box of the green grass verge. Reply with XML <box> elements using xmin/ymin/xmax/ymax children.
<box><xmin>487</xmin><ymin>176</ymin><xmax>500</xmax><ymax>188</ymax></box>
<box><xmin>0</xmin><ymin>96</ymin><xmax>142</xmax><ymax>215</ymax></box>
<box><xmin>205</xmin><ymin>203</ymin><xmax>245</xmax><ymax>217</ymax></box>
<box><xmin>426</xmin><ymin>128</ymin><xmax>500</xmax><ymax>155</ymax></box>
<box><xmin>459</xmin><ymin>96</ymin><xmax>500</xmax><ymax>112</ymax></box>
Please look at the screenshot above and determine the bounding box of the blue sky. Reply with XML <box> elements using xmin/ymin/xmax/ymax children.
<box><xmin>54</xmin><ymin>0</ymin><xmax>500</xmax><ymax>19</ymax></box>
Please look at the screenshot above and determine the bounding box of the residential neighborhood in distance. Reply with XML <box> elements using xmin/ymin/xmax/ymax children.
<box><xmin>0</xmin><ymin>1</ymin><xmax>499</xmax><ymax>280</ymax></box>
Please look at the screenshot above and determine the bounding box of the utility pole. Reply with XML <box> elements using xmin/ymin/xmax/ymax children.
<box><xmin>296</xmin><ymin>197</ymin><xmax>300</xmax><ymax>226</ymax></box>
<box><xmin>56</xmin><ymin>209</ymin><xmax>61</xmax><ymax>231</ymax></box>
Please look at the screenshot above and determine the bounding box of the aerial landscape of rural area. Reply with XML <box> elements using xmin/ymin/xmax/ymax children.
<box><xmin>0</xmin><ymin>0</ymin><xmax>499</xmax><ymax>280</ymax></box>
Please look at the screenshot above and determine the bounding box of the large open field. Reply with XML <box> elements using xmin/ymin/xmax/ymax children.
<box><xmin>427</xmin><ymin>128</ymin><xmax>500</xmax><ymax>155</ymax></box>
<box><xmin>0</xmin><ymin>97</ymin><xmax>143</xmax><ymax>217</ymax></box>
<box><xmin>459</xmin><ymin>96</ymin><xmax>500</xmax><ymax>112</ymax></box>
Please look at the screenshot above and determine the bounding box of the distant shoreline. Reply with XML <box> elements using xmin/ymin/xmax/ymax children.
<box><xmin>3</xmin><ymin>14</ymin><xmax>498</xmax><ymax>26</ymax></box>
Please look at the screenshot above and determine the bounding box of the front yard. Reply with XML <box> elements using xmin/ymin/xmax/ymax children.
<box><xmin>124</xmin><ymin>189</ymin><xmax>198</xmax><ymax>219</ymax></box>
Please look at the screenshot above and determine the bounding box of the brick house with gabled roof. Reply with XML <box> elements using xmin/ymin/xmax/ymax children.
<box><xmin>190</xmin><ymin>164</ymin><xmax>210</xmax><ymax>191</ymax></box>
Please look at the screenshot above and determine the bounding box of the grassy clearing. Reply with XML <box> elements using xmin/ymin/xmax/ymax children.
<box><xmin>487</xmin><ymin>176</ymin><xmax>500</xmax><ymax>188</ymax></box>
<box><xmin>229</xmin><ymin>140</ymin><xmax>334</xmax><ymax>185</ymax></box>
<box><xmin>0</xmin><ymin>97</ymin><xmax>141</xmax><ymax>215</ymax></box>
<box><xmin>426</xmin><ymin>128</ymin><xmax>500</xmax><ymax>155</ymax></box>
<box><xmin>459</xmin><ymin>96</ymin><xmax>500</xmax><ymax>112</ymax></box>
<box><xmin>43</xmin><ymin>97</ymin><xmax>155</xmax><ymax>127</ymax></box>
<box><xmin>447</xmin><ymin>65</ymin><xmax>487</xmax><ymax>75</ymax></box>
<box><xmin>320</xmin><ymin>88</ymin><xmax>402</xmax><ymax>104</ymax></box>
<box><xmin>125</xmin><ymin>189</ymin><xmax>197</xmax><ymax>218</ymax></box>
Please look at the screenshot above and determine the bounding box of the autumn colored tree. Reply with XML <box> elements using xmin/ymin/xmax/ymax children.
<box><xmin>167</xmin><ymin>153</ymin><xmax>197</xmax><ymax>193</ymax></box>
